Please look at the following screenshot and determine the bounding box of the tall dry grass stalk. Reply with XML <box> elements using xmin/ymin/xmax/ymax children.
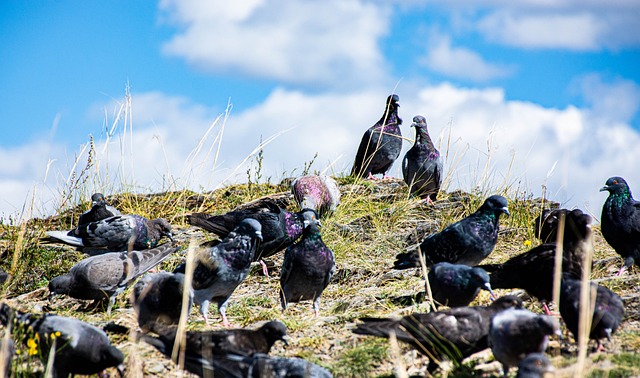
<box><xmin>173</xmin><ymin>239</ymin><xmax>197</xmax><ymax>372</ymax></box>
<box><xmin>551</xmin><ymin>213</ymin><xmax>566</xmax><ymax>310</ymax></box>
<box><xmin>575</xmin><ymin>231</ymin><xmax>595</xmax><ymax>377</ymax></box>
<box><xmin>388</xmin><ymin>330</ymin><xmax>408</xmax><ymax>378</ymax></box>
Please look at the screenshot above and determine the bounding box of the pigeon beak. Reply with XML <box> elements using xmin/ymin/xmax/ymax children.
<box><xmin>501</xmin><ymin>207</ymin><xmax>510</xmax><ymax>216</ymax></box>
<box><xmin>485</xmin><ymin>284</ymin><xmax>496</xmax><ymax>300</ymax></box>
<box><xmin>256</xmin><ymin>231</ymin><xmax>263</xmax><ymax>241</ymax></box>
<box><xmin>599</xmin><ymin>185</ymin><xmax>609</xmax><ymax>192</ymax></box>
<box><xmin>282</xmin><ymin>335</ymin><xmax>291</xmax><ymax>347</ymax></box>
<box><xmin>116</xmin><ymin>363</ymin><xmax>125</xmax><ymax>378</ymax></box>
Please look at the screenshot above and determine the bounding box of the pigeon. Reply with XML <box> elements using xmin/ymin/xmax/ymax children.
<box><xmin>599</xmin><ymin>176</ymin><xmax>640</xmax><ymax>275</ymax></box>
<box><xmin>77</xmin><ymin>192</ymin><xmax>121</xmax><ymax>226</ymax></box>
<box><xmin>141</xmin><ymin>321</ymin><xmax>289</xmax><ymax>377</ymax></box>
<box><xmin>187</xmin><ymin>199</ymin><xmax>317</xmax><ymax>275</ymax></box>
<box><xmin>353</xmin><ymin>295</ymin><xmax>523</xmax><ymax>372</ymax></box>
<box><xmin>197</xmin><ymin>353</ymin><xmax>333</xmax><ymax>378</ymax></box>
<box><xmin>174</xmin><ymin>218</ymin><xmax>263</xmax><ymax>326</ymax></box>
<box><xmin>394</xmin><ymin>195</ymin><xmax>510</xmax><ymax>269</ymax></box>
<box><xmin>480</xmin><ymin>210</ymin><xmax>592</xmax><ymax>305</ymax></box>
<box><xmin>291</xmin><ymin>174</ymin><xmax>341</xmax><ymax>217</ymax></box>
<box><xmin>402</xmin><ymin>115</ymin><xmax>442</xmax><ymax>203</ymax></box>
<box><xmin>534</xmin><ymin>208</ymin><xmax>592</xmax><ymax>246</ymax></box>
<box><xmin>489</xmin><ymin>308</ymin><xmax>561</xmax><ymax>375</ymax></box>
<box><xmin>515</xmin><ymin>353</ymin><xmax>554</xmax><ymax>378</ymax></box>
<box><xmin>280</xmin><ymin>216</ymin><xmax>335</xmax><ymax>317</ymax></box>
<box><xmin>351</xmin><ymin>94</ymin><xmax>402</xmax><ymax>179</ymax></box>
<box><xmin>559</xmin><ymin>275</ymin><xmax>624</xmax><ymax>351</ymax></box>
<box><xmin>43</xmin><ymin>214</ymin><xmax>173</xmax><ymax>254</ymax></box>
<box><xmin>0</xmin><ymin>303</ymin><xmax>124</xmax><ymax>378</ymax></box>
<box><xmin>133</xmin><ymin>271</ymin><xmax>193</xmax><ymax>330</ymax></box>
<box><xmin>49</xmin><ymin>242</ymin><xmax>179</xmax><ymax>314</ymax></box>
<box><xmin>427</xmin><ymin>262</ymin><xmax>494</xmax><ymax>307</ymax></box>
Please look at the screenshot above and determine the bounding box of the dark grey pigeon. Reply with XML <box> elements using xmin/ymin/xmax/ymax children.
<box><xmin>351</xmin><ymin>94</ymin><xmax>402</xmax><ymax>179</ymax></box>
<box><xmin>77</xmin><ymin>192</ymin><xmax>121</xmax><ymax>226</ymax></box>
<box><xmin>291</xmin><ymin>174</ymin><xmax>341</xmax><ymax>217</ymax></box>
<box><xmin>559</xmin><ymin>275</ymin><xmax>624</xmax><ymax>351</ymax></box>
<box><xmin>133</xmin><ymin>271</ymin><xmax>193</xmax><ymax>331</ymax></box>
<box><xmin>0</xmin><ymin>303</ymin><xmax>124</xmax><ymax>378</ymax></box>
<box><xmin>489</xmin><ymin>308</ymin><xmax>561</xmax><ymax>376</ymax></box>
<box><xmin>427</xmin><ymin>262</ymin><xmax>494</xmax><ymax>307</ymax></box>
<box><xmin>394</xmin><ymin>195</ymin><xmax>509</xmax><ymax>269</ymax></box>
<box><xmin>43</xmin><ymin>214</ymin><xmax>173</xmax><ymax>254</ymax></box>
<box><xmin>201</xmin><ymin>353</ymin><xmax>333</xmax><ymax>378</ymax></box>
<box><xmin>174</xmin><ymin>218</ymin><xmax>263</xmax><ymax>326</ymax></box>
<box><xmin>49</xmin><ymin>242</ymin><xmax>179</xmax><ymax>314</ymax></box>
<box><xmin>534</xmin><ymin>208</ymin><xmax>592</xmax><ymax>246</ymax></box>
<box><xmin>402</xmin><ymin>115</ymin><xmax>442</xmax><ymax>203</ymax></box>
<box><xmin>280</xmin><ymin>216</ymin><xmax>335</xmax><ymax>317</ymax></box>
<box><xmin>600</xmin><ymin>176</ymin><xmax>640</xmax><ymax>275</ymax></box>
<box><xmin>187</xmin><ymin>199</ymin><xmax>316</xmax><ymax>275</ymax></box>
<box><xmin>141</xmin><ymin>321</ymin><xmax>289</xmax><ymax>377</ymax></box>
<box><xmin>515</xmin><ymin>353</ymin><xmax>554</xmax><ymax>378</ymax></box>
<box><xmin>353</xmin><ymin>295</ymin><xmax>523</xmax><ymax>373</ymax></box>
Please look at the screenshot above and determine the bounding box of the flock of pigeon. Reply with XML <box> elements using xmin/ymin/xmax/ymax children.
<box><xmin>0</xmin><ymin>94</ymin><xmax>637</xmax><ymax>377</ymax></box>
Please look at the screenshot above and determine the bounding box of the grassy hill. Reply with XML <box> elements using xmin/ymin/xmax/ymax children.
<box><xmin>1</xmin><ymin>177</ymin><xmax>639</xmax><ymax>377</ymax></box>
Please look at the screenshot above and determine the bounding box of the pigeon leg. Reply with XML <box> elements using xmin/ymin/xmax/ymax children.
<box><xmin>219</xmin><ymin>299</ymin><xmax>232</xmax><ymax>327</ymax></box>
<box><xmin>541</xmin><ymin>302</ymin><xmax>552</xmax><ymax>316</ymax></box>
<box><xmin>260</xmin><ymin>260</ymin><xmax>270</xmax><ymax>277</ymax></box>
<box><xmin>199</xmin><ymin>300</ymin><xmax>210</xmax><ymax>324</ymax></box>
<box><xmin>366</xmin><ymin>172</ymin><xmax>378</xmax><ymax>180</ymax></box>
<box><xmin>616</xmin><ymin>265</ymin><xmax>627</xmax><ymax>276</ymax></box>
<box><xmin>280</xmin><ymin>291</ymin><xmax>288</xmax><ymax>312</ymax></box>
<box><xmin>424</xmin><ymin>197</ymin><xmax>435</xmax><ymax>205</ymax></box>
<box><xmin>313</xmin><ymin>298</ymin><xmax>320</xmax><ymax>318</ymax></box>
<box><xmin>106</xmin><ymin>296</ymin><xmax>116</xmax><ymax>316</ymax></box>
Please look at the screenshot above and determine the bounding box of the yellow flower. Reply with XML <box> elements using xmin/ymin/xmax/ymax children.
<box><xmin>26</xmin><ymin>338</ymin><xmax>38</xmax><ymax>356</ymax></box>
<box><xmin>523</xmin><ymin>240</ymin><xmax>532</xmax><ymax>247</ymax></box>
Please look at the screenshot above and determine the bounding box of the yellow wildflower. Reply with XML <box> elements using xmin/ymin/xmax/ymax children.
<box><xmin>523</xmin><ymin>240</ymin><xmax>532</xmax><ymax>247</ymax></box>
<box><xmin>26</xmin><ymin>338</ymin><xmax>38</xmax><ymax>356</ymax></box>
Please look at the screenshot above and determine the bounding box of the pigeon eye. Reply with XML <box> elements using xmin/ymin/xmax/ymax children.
<box><xmin>613</xmin><ymin>180</ymin><xmax>618</xmax><ymax>184</ymax></box>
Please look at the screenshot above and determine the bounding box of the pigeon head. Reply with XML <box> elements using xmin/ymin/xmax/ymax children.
<box><xmin>237</xmin><ymin>218</ymin><xmax>263</xmax><ymax>241</ymax></box>
<box><xmin>600</xmin><ymin>176</ymin><xmax>631</xmax><ymax>195</ymax></box>
<box><xmin>91</xmin><ymin>193</ymin><xmax>106</xmax><ymax>205</ymax></box>
<box><xmin>260</xmin><ymin>321</ymin><xmax>290</xmax><ymax>347</ymax></box>
<box><xmin>411</xmin><ymin>115</ymin><xmax>427</xmax><ymax>128</ymax></box>
<box><xmin>300</xmin><ymin>208</ymin><xmax>320</xmax><ymax>223</ymax></box>
<box><xmin>482</xmin><ymin>195</ymin><xmax>510</xmax><ymax>217</ymax></box>
<box><xmin>48</xmin><ymin>276</ymin><xmax>72</xmax><ymax>295</ymax></box>
<box><xmin>535</xmin><ymin>209</ymin><xmax>592</xmax><ymax>245</ymax></box>
<box><xmin>386</xmin><ymin>94</ymin><xmax>400</xmax><ymax>108</ymax></box>
<box><xmin>536</xmin><ymin>316</ymin><xmax>561</xmax><ymax>338</ymax></box>
<box><xmin>102</xmin><ymin>346</ymin><xmax>125</xmax><ymax>372</ymax></box>
<box><xmin>469</xmin><ymin>267</ymin><xmax>494</xmax><ymax>296</ymax></box>
<box><xmin>516</xmin><ymin>353</ymin><xmax>554</xmax><ymax>378</ymax></box>
<box><xmin>490</xmin><ymin>295</ymin><xmax>524</xmax><ymax>311</ymax></box>
<box><xmin>150</xmin><ymin>218</ymin><xmax>174</xmax><ymax>242</ymax></box>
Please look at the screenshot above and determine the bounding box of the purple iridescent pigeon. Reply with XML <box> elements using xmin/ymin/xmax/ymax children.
<box><xmin>402</xmin><ymin>115</ymin><xmax>442</xmax><ymax>203</ymax></box>
<box><xmin>291</xmin><ymin>175</ymin><xmax>341</xmax><ymax>217</ymax></box>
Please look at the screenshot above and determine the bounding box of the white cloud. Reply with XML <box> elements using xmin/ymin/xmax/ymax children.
<box><xmin>576</xmin><ymin>74</ymin><xmax>640</xmax><ymax>124</ymax></box>
<box><xmin>421</xmin><ymin>34</ymin><xmax>514</xmax><ymax>81</ymax></box>
<box><xmin>159</xmin><ymin>0</ymin><xmax>389</xmax><ymax>88</ymax></box>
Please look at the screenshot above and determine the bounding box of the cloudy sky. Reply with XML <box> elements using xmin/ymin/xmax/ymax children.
<box><xmin>1</xmin><ymin>0</ymin><xmax>639</xmax><ymax>220</ymax></box>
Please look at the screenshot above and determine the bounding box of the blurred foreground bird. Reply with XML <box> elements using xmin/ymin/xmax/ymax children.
<box><xmin>515</xmin><ymin>353</ymin><xmax>554</xmax><ymax>378</ymax></box>
<box><xmin>43</xmin><ymin>214</ymin><xmax>173</xmax><ymax>254</ymax></box>
<box><xmin>49</xmin><ymin>242</ymin><xmax>179</xmax><ymax>314</ymax></box>
<box><xmin>174</xmin><ymin>219</ymin><xmax>262</xmax><ymax>326</ymax></box>
<box><xmin>427</xmin><ymin>262</ymin><xmax>494</xmax><ymax>307</ymax></box>
<box><xmin>489</xmin><ymin>308</ymin><xmax>561</xmax><ymax>375</ymax></box>
<box><xmin>0</xmin><ymin>303</ymin><xmax>124</xmax><ymax>378</ymax></box>
<box><xmin>351</xmin><ymin>94</ymin><xmax>402</xmax><ymax>179</ymax></box>
<box><xmin>197</xmin><ymin>353</ymin><xmax>334</xmax><ymax>378</ymax></box>
<box><xmin>280</xmin><ymin>216</ymin><xmax>335</xmax><ymax>316</ymax></box>
<box><xmin>77</xmin><ymin>192</ymin><xmax>121</xmax><ymax>226</ymax></box>
<box><xmin>559</xmin><ymin>275</ymin><xmax>624</xmax><ymax>351</ymax></box>
<box><xmin>133</xmin><ymin>271</ymin><xmax>193</xmax><ymax>330</ymax></box>
<box><xmin>402</xmin><ymin>115</ymin><xmax>442</xmax><ymax>203</ymax></box>
<box><xmin>187</xmin><ymin>199</ymin><xmax>316</xmax><ymax>275</ymax></box>
<box><xmin>291</xmin><ymin>174</ymin><xmax>341</xmax><ymax>217</ymax></box>
<box><xmin>600</xmin><ymin>176</ymin><xmax>640</xmax><ymax>275</ymax></box>
<box><xmin>534</xmin><ymin>208</ymin><xmax>593</xmax><ymax>248</ymax></box>
<box><xmin>353</xmin><ymin>295</ymin><xmax>523</xmax><ymax>372</ymax></box>
<box><xmin>394</xmin><ymin>195</ymin><xmax>509</xmax><ymax>269</ymax></box>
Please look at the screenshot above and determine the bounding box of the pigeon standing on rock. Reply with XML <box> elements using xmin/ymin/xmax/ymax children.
<box><xmin>351</xmin><ymin>94</ymin><xmax>402</xmax><ymax>180</ymax></box>
<box><xmin>133</xmin><ymin>271</ymin><xmax>193</xmax><ymax>330</ymax></box>
<box><xmin>489</xmin><ymin>308</ymin><xmax>561</xmax><ymax>376</ymax></box>
<box><xmin>402</xmin><ymin>115</ymin><xmax>442</xmax><ymax>203</ymax></box>
<box><xmin>599</xmin><ymin>176</ymin><xmax>640</xmax><ymax>275</ymax></box>
<box><xmin>394</xmin><ymin>195</ymin><xmax>509</xmax><ymax>269</ymax></box>
<box><xmin>188</xmin><ymin>199</ymin><xmax>316</xmax><ymax>275</ymax></box>
<box><xmin>559</xmin><ymin>275</ymin><xmax>624</xmax><ymax>351</ymax></box>
<box><xmin>0</xmin><ymin>303</ymin><xmax>124</xmax><ymax>378</ymax></box>
<box><xmin>174</xmin><ymin>219</ymin><xmax>263</xmax><ymax>326</ymax></box>
<box><xmin>43</xmin><ymin>214</ymin><xmax>173</xmax><ymax>254</ymax></box>
<box><xmin>141</xmin><ymin>321</ymin><xmax>289</xmax><ymax>377</ymax></box>
<box><xmin>280</xmin><ymin>216</ymin><xmax>335</xmax><ymax>317</ymax></box>
<box><xmin>78</xmin><ymin>192</ymin><xmax>121</xmax><ymax>226</ymax></box>
<box><xmin>291</xmin><ymin>175</ymin><xmax>341</xmax><ymax>217</ymax></box>
<box><xmin>427</xmin><ymin>262</ymin><xmax>494</xmax><ymax>307</ymax></box>
<box><xmin>49</xmin><ymin>242</ymin><xmax>179</xmax><ymax>314</ymax></box>
<box><xmin>353</xmin><ymin>295</ymin><xmax>523</xmax><ymax>372</ymax></box>
<box><xmin>515</xmin><ymin>353</ymin><xmax>554</xmax><ymax>378</ymax></box>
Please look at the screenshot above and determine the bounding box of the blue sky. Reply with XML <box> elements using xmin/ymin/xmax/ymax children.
<box><xmin>1</xmin><ymin>0</ymin><xmax>639</xmax><ymax>218</ymax></box>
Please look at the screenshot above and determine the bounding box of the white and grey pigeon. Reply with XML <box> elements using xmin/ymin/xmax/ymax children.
<box><xmin>351</xmin><ymin>94</ymin><xmax>402</xmax><ymax>180</ymax></box>
<box><xmin>77</xmin><ymin>192</ymin><xmax>121</xmax><ymax>226</ymax></box>
<box><xmin>280</xmin><ymin>216</ymin><xmax>335</xmax><ymax>317</ymax></box>
<box><xmin>173</xmin><ymin>218</ymin><xmax>263</xmax><ymax>326</ymax></box>
<box><xmin>427</xmin><ymin>262</ymin><xmax>495</xmax><ymax>307</ymax></box>
<box><xmin>49</xmin><ymin>242</ymin><xmax>179</xmax><ymax>314</ymax></box>
<box><xmin>133</xmin><ymin>271</ymin><xmax>193</xmax><ymax>331</ymax></box>
<box><xmin>291</xmin><ymin>174</ymin><xmax>341</xmax><ymax>217</ymax></box>
<box><xmin>402</xmin><ymin>115</ymin><xmax>442</xmax><ymax>203</ymax></box>
<box><xmin>0</xmin><ymin>303</ymin><xmax>124</xmax><ymax>378</ymax></box>
<box><xmin>43</xmin><ymin>214</ymin><xmax>173</xmax><ymax>254</ymax></box>
<box><xmin>489</xmin><ymin>308</ymin><xmax>561</xmax><ymax>376</ymax></box>
<box><xmin>515</xmin><ymin>353</ymin><xmax>554</xmax><ymax>378</ymax></box>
